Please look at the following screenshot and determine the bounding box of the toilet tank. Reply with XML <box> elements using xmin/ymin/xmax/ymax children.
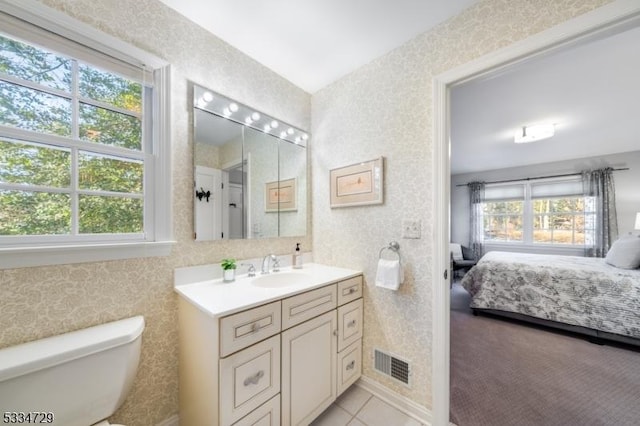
<box><xmin>0</xmin><ymin>316</ymin><xmax>144</xmax><ymax>426</ymax></box>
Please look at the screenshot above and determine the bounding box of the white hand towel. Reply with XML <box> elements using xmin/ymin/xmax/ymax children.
<box><xmin>375</xmin><ymin>259</ymin><xmax>403</xmax><ymax>290</ymax></box>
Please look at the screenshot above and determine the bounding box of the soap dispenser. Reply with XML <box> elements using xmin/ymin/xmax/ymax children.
<box><xmin>292</xmin><ymin>243</ymin><xmax>303</xmax><ymax>269</ymax></box>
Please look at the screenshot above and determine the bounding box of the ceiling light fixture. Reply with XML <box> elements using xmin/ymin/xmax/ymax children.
<box><xmin>514</xmin><ymin>123</ymin><xmax>555</xmax><ymax>144</ymax></box>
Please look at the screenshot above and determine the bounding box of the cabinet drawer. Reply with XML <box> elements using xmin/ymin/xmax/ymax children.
<box><xmin>337</xmin><ymin>298</ymin><xmax>363</xmax><ymax>352</ymax></box>
<box><xmin>220</xmin><ymin>301</ymin><xmax>282</xmax><ymax>357</ymax></box>
<box><xmin>337</xmin><ymin>276</ymin><xmax>362</xmax><ymax>306</ymax></box>
<box><xmin>233</xmin><ymin>394</ymin><xmax>280</xmax><ymax>426</ymax></box>
<box><xmin>220</xmin><ymin>335</ymin><xmax>281</xmax><ymax>426</ymax></box>
<box><xmin>337</xmin><ymin>340</ymin><xmax>362</xmax><ymax>396</ymax></box>
<box><xmin>282</xmin><ymin>284</ymin><xmax>337</xmax><ymax>330</ymax></box>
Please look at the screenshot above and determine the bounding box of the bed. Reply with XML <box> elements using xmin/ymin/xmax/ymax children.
<box><xmin>461</xmin><ymin>251</ymin><xmax>640</xmax><ymax>346</ymax></box>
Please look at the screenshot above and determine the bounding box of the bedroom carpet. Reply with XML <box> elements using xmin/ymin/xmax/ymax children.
<box><xmin>450</xmin><ymin>282</ymin><xmax>640</xmax><ymax>426</ymax></box>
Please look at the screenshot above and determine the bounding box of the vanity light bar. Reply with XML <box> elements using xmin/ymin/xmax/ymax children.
<box><xmin>193</xmin><ymin>85</ymin><xmax>309</xmax><ymax>146</ymax></box>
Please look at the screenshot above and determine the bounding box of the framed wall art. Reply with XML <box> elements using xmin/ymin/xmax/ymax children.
<box><xmin>265</xmin><ymin>178</ymin><xmax>297</xmax><ymax>212</ymax></box>
<box><xmin>330</xmin><ymin>157</ymin><xmax>384</xmax><ymax>208</ymax></box>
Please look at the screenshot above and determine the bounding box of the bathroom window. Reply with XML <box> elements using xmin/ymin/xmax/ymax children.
<box><xmin>0</xmin><ymin>7</ymin><xmax>172</xmax><ymax>267</ymax></box>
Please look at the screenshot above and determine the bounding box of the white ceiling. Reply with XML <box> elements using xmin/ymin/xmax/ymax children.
<box><xmin>157</xmin><ymin>0</ymin><xmax>479</xmax><ymax>93</ymax></box>
<box><xmin>451</xmin><ymin>24</ymin><xmax>640</xmax><ymax>175</ymax></box>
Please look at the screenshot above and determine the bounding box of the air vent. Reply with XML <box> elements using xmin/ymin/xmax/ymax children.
<box><xmin>373</xmin><ymin>348</ymin><xmax>411</xmax><ymax>386</ymax></box>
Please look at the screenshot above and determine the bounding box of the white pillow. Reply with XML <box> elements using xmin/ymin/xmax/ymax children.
<box><xmin>450</xmin><ymin>243</ymin><xmax>463</xmax><ymax>261</ymax></box>
<box><xmin>605</xmin><ymin>236</ymin><xmax>640</xmax><ymax>269</ymax></box>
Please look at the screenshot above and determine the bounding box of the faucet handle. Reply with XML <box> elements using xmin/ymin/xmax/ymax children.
<box><xmin>272</xmin><ymin>257</ymin><xmax>280</xmax><ymax>272</ymax></box>
<box><xmin>241</xmin><ymin>263</ymin><xmax>256</xmax><ymax>277</ymax></box>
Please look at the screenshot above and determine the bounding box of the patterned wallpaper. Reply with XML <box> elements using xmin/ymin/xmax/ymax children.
<box><xmin>0</xmin><ymin>0</ymin><xmax>612</xmax><ymax>424</ymax></box>
<box><xmin>311</xmin><ymin>0</ymin><xmax>611</xmax><ymax>410</ymax></box>
<box><xmin>0</xmin><ymin>1</ymin><xmax>310</xmax><ymax>425</ymax></box>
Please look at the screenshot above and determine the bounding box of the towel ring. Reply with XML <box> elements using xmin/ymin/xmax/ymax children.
<box><xmin>379</xmin><ymin>241</ymin><xmax>401</xmax><ymax>263</ymax></box>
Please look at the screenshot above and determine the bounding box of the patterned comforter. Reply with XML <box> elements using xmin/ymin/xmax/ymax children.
<box><xmin>461</xmin><ymin>251</ymin><xmax>640</xmax><ymax>338</ymax></box>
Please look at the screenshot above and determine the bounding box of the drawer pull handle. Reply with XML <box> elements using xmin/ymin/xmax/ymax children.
<box><xmin>251</xmin><ymin>322</ymin><xmax>261</xmax><ymax>333</ymax></box>
<box><xmin>333</xmin><ymin>329</ymin><xmax>338</xmax><ymax>336</ymax></box>
<box><xmin>243</xmin><ymin>370</ymin><xmax>265</xmax><ymax>386</ymax></box>
<box><xmin>347</xmin><ymin>319</ymin><xmax>357</xmax><ymax>328</ymax></box>
<box><xmin>348</xmin><ymin>288</ymin><xmax>356</xmax><ymax>294</ymax></box>
<box><xmin>346</xmin><ymin>361</ymin><xmax>356</xmax><ymax>370</ymax></box>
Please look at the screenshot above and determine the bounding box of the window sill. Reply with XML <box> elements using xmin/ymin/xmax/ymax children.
<box><xmin>0</xmin><ymin>241</ymin><xmax>175</xmax><ymax>269</ymax></box>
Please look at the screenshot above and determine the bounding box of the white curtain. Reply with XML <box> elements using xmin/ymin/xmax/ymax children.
<box><xmin>468</xmin><ymin>181</ymin><xmax>485</xmax><ymax>260</ymax></box>
<box><xmin>583</xmin><ymin>167</ymin><xmax>618</xmax><ymax>257</ymax></box>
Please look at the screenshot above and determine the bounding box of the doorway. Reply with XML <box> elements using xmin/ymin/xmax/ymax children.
<box><xmin>431</xmin><ymin>3</ymin><xmax>640</xmax><ymax>426</ymax></box>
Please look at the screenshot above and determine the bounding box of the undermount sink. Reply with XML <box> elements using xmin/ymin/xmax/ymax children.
<box><xmin>251</xmin><ymin>271</ymin><xmax>312</xmax><ymax>288</ymax></box>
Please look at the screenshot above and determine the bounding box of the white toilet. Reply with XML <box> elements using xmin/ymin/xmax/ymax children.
<box><xmin>0</xmin><ymin>316</ymin><xmax>144</xmax><ymax>426</ymax></box>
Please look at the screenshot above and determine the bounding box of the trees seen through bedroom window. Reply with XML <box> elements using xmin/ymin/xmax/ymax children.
<box><xmin>482</xmin><ymin>178</ymin><xmax>594</xmax><ymax>246</ymax></box>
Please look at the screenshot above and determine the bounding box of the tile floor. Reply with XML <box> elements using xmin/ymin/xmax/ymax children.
<box><xmin>310</xmin><ymin>385</ymin><xmax>426</xmax><ymax>426</ymax></box>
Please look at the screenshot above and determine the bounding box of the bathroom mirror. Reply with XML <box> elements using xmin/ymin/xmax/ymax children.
<box><xmin>192</xmin><ymin>84</ymin><xmax>308</xmax><ymax>240</ymax></box>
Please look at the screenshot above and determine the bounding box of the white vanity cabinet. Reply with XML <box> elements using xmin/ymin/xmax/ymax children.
<box><xmin>177</xmin><ymin>266</ymin><xmax>363</xmax><ymax>426</ymax></box>
<box><xmin>280</xmin><ymin>276</ymin><xmax>363</xmax><ymax>426</ymax></box>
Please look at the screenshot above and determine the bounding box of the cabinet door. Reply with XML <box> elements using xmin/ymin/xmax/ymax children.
<box><xmin>337</xmin><ymin>298</ymin><xmax>363</xmax><ymax>352</ymax></box>
<box><xmin>281</xmin><ymin>310</ymin><xmax>337</xmax><ymax>426</ymax></box>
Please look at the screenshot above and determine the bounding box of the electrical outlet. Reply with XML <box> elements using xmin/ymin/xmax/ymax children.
<box><xmin>402</xmin><ymin>220</ymin><xmax>421</xmax><ymax>239</ymax></box>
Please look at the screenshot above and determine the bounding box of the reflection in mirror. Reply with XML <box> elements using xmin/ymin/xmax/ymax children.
<box><xmin>193</xmin><ymin>110</ymin><xmax>245</xmax><ymax>240</ymax></box>
<box><xmin>279</xmin><ymin>139</ymin><xmax>307</xmax><ymax>237</ymax></box>
<box><xmin>192</xmin><ymin>84</ymin><xmax>308</xmax><ymax>240</ymax></box>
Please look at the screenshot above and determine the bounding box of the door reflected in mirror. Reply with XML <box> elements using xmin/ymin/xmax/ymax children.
<box><xmin>192</xmin><ymin>84</ymin><xmax>308</xmax><ymax>240</ymax></box>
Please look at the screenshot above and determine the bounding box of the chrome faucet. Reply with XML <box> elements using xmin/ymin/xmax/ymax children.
<box><xmin>261</xmin><ymin>254</ymin><xmax>277</xmax><ymax>274</ymax></box>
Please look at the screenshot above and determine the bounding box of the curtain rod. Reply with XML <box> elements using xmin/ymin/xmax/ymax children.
<box><xmin>455</xmin><ymin>167</ymin><xmax>629</xmax><ymax>187</ymax></box>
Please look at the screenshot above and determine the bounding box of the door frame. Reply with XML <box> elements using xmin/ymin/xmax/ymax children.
<box><xmin>431</xmin><ymin>2</ymin><xmax>640</xmax><ymax>425</ymax></box>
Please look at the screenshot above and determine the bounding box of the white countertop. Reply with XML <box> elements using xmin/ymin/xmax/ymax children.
<box><xmin>174</xmin><ymin>263</ymin><xmax>362</xmax><ymax>318</ymax></box>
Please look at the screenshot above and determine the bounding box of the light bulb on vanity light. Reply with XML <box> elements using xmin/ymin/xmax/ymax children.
<box><xmin>302</xmin><ymin>133</ymin><xmax>308</xmax><ymax>141</ymax></box>
<box><xmin>251</xmin><ymin>112</ymin><xmax>261</xmax><ymax>121</ymax></box>
<box><xmin>245</xmin><ymin>116</ymin><xmax>253</xmax><ymax>124</ymax></box>
<box><xmin>270</xmin><ymin>120</ymin><xmax>279</xmax><ymax>128</ymax></box>
<box><xmin>202</xmin><ymin>91</ymin><xmax>213</xmax><ymax>102</ymax></box>
<box><xmin>229</xmin><ymin>103</ymin><xmax>238</xmax><ymax>112</ymax></box>
<box><xmin>223</xmin><ymin>107</ymin><xmax>231</xmax><ymax>116</ymax></box>
<box><xmin>264</xmin><ymin>124</ymin><xmax>271</xmax><ymax>132</ymax></box>
<box><xmin>287</xmin><ymin>128</ymin><xmax>294</xmax><ymax>135</ymax></box>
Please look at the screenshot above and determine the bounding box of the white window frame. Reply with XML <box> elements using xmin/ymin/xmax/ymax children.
<box><xmin>0</xmin><ymin>0</ymin><xmax>173</xmax><ymax>268</ymax></box>
<box><xmin>483</xmin><ymin>177</ymin><xmax>590</xmax><ymax>252</ymax></box>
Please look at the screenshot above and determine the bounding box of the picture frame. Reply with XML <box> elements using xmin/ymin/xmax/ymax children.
<box><xmin>330</xmin><ymin>157</ymin><xmax>384</xmax><ymax>208</ymax></box>
<box><xmin>265</xmin><ymin>177</ymin><xmax>297</xmax><ymax>212</ymax></box>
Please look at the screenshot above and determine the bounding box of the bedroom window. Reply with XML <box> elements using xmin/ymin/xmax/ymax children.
<box><xmin>482</xmin><ymin>178</ymin><xmax>590</xmax><ymax>247</ymax></box>
<box><xmin>483</xmin><ymin>201</ymin><xmax>523</xmax><ymax>242</ymax></box>
<box><xmin>532</xmin><ymin>197</ymin><xmax>592</xmax><ymax>244</ymax></box>
<box><xmin>0</xmin><ymin>6</ymin><xmax>171</xmax><ymax>268</ymax></box>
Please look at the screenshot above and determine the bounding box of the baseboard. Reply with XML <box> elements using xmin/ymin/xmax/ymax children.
<box><xmin>158</xmin><ymin>382</ymin><xmax>434</xmax><ymax>426</ymax></box>
<box><xmin>355</xmin><ymin>376</ymin><xmax>433</xmax><ymax>425</ymax></box>
<box><xmin>156</xmin><ymin>414</ymin><xmax>179</xmax><ymax>426</ymax></box>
